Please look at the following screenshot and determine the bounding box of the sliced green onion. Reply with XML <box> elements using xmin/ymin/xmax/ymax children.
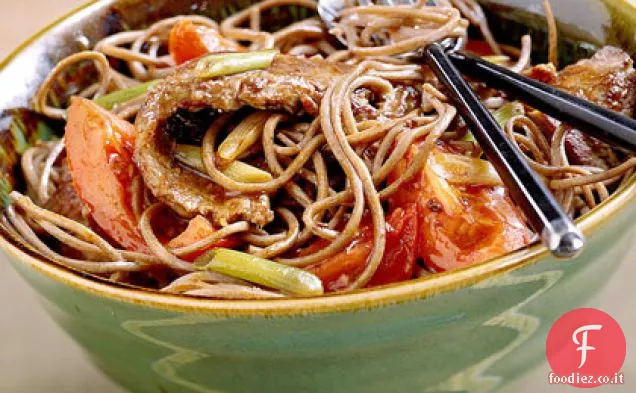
<box><xmin>195</xmin><ymin>49</ymin><xmax>278</xmax><ymax>79</ymax></box>
<box><xmin>482</xmin><ymin>55</ymin><xmax>511</xmax><ymax>65</ymax></box>
<box><xmin>95</xmin><ymin>81</ymin><xmax>158</xmax><ymax>110</ymax></box>
<box><xmin>492</xmin><ymin>101</ymin><xmax>525</xmax><ymax>129</ymax></box>
<box><xmin>462</xmin><ymin>131</ymin><xmax>476</xmax><ymax>143</ymax></box>
<box><xmin>424</xmin><ymin>162</ymin><xmax>462</xmax><ymax>215</ymax></box>
<box><xmin>0</xmin><ymin>175</ymin><xmax>13</xmax><ymax>209</ymax></box>
<box><xmin>222</xmin><ymin>160</ymin><xmax>273</xmax><ymax>183</ymax></box>
<box><xmin>429</xmin><ymin>152</ymin><xmax>503</xmax><ymax>187</ymax></box>
<box><xmin>217</xmin><ymin>112</ymin><xmax>269</xmax><ymax>165</ymax></box>
<box><xmin>9</xmin><ymin>118</ymin><xmax>30</xmax><ymax>154</ymax></box>
<box><xmin>464</xmin><ymin>102</ymin><xmax>525</xmax><ymax>143</ymax></box>
<box><xmin>175</xmin><ymin>144</ymin><xmax>207</xmax><ymax>172</ymax></box>
<box><xmin>194</xmin><ymin>248</ymin><xmax>324</xmax><ymax>296</ymax></box>
<box><xmin>175</xmin><ymin>144</ymin><xmax>273</xmax><ymax>183</ymax></box>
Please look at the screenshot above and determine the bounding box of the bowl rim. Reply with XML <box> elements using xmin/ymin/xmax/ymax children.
<box><xmin>1</xmin><ymin>0</ymin><xmax>635</xmax><ymax>317</ymax></box>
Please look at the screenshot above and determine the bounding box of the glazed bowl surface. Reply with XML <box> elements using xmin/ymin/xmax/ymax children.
<box><xmin>1</xmin><ymin>1</ymin><xmax>635</xmax><ymax>392</ymax></box>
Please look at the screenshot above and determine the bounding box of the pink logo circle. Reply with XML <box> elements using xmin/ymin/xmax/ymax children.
<box><xmin>546</xmin><ymin>308</ymin><xmax>626</xmax><ymax>388</ymax></box>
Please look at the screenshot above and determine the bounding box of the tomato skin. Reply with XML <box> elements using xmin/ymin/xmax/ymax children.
<box><xmin>389</xmin><ymin>145</ymin><xmax>533</xmax><ymax>272</ymax></box>
<box><xmin>306</xmin><ymin>225</ymin><xmax>373</xmax><ymax>292</ymax></box>
<box><xmin>306</xmin><ymin>205</ymin><xmax>419</xmax><ymax>291</ymax></box>
<box><xmin>415</xmin><ymin>186</ymin><xmax>532</xmax><ymax>272</ymax></box>
<box><xmin>367</xmin><ymin>204</ymin><xmax>418</xmax><ymax>287</ymax></box>
<box><xmin>169</xmin><ymin>20</ymin><xmax>245</xmax><ymax>65</ymax></box>
<box><xmin>65</xmin><ymin>97</ymin><xmax>149</xmax><ymax>253</ymax></box>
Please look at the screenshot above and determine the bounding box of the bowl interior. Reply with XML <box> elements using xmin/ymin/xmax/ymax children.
<box><xmin>0</xmin><ymin>0</ymin><xmax>635</xmax><ymax>306</ymax></box>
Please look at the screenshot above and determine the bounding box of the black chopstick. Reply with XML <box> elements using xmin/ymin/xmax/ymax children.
<box><xmin>448</xmin><ymin>50</ymin><xmax>636</xmax><ymax>151</ymax></box>
<box><xmin>422</xmin><ymin>42</ymin><xmax>585</xmax><ymax>258</ymax></box>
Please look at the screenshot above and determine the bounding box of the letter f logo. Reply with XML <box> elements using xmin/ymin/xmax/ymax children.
<box><xmin>572</xmin><ymin>324</ymin><xmax>603</xmax><ymax>368</ymax></box>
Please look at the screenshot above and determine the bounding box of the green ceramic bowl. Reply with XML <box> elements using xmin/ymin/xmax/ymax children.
<box><xmin>1</xmin><ymin>1</ymin><xmax>635</xmax><ymax>392</ymax></box>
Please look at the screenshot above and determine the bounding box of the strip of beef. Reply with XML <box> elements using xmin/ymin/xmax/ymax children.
<box><xmin>135</xmin><ymin>54</ymin><xmax>351</xmax><ymax>226</ymax></box>
<box><xmin>527</xmin><ymin>46</ymin><xmax>636</xmax><ymax>168</ymax></box>
<box><xmin>351</xmin><ymin>85</ymin><xmax>422</xmax><ymax>121</ymax></box>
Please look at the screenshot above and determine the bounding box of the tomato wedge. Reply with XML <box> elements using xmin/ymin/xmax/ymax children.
<box><xmin>166</xmin><ymin>215</ymin><xmax>241</xmax><ymax>261</ymax></box>
<box><xmin>169</xmin><ymin>20</ymin><xmax>245</xmax><ymax>65</ymax></box>
<box><xmin>306</xmin><ymin>205</ymin><xmax>419</xmax><ymax>292</ymax></box>
<box><xmin>305</xmin><ymin>224</ymin><xmax>372</xmax><ymax>292</ymax></box>
<box><xmin>388</xmin><ymin>145</ymin><xmax>533</xmax><ymax>272</ymax></box>
<box><xmin>65</xmin><ymin>97</ymin><xmax>149</xmax><ymax>253</ymax></box>
<box><xmin>416</xmin><ymin>186</ymin><xmax>532</xmax><ymax>272</ymax></box>
<box><xmin>367</xmin><ymin>203</ymin><xmax>418</xmax><ymax>287</ymax></box>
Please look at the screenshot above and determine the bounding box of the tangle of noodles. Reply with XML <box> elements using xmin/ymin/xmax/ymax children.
<box><xmin>4</xmin><ymin>0</ymin><xmax>634</xmax><ymax>299</ymax></box>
